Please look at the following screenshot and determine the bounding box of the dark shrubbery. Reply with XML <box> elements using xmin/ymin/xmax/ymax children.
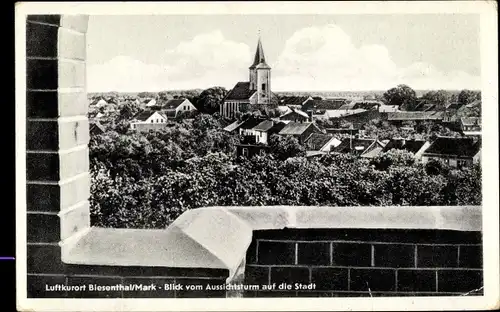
<box><xmin>89</xmin><ymin>114</ymin><xmax>482</xmax><ymax>229</ymax></box>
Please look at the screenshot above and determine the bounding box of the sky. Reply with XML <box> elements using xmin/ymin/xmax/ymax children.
<box><xmin>86</xmin><ymin>14</ymin><xmax>481</xmax><ymax>92</ymax></box>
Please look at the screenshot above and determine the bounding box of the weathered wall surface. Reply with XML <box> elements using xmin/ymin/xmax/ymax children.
<box><xmin>244</xmin><ymin>228</ymin><xmax>483</xmax><ymax>297</ymax></box>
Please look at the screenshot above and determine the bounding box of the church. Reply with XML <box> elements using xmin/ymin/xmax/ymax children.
<box><xmin>220</xmin><ymin>37</ymin><xmax>279</xmax><ymax>119</ymax></box>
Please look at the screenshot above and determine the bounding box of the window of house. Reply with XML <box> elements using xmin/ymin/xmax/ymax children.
<box><xmin>262</xmin><ymin>83</ymin><xmax>266</xmax><ymax>91</ymax></box>
<box><xmin>242</xmin><ymin>148</ymin><xmax>249</xmax><ymax>157</ymax></box>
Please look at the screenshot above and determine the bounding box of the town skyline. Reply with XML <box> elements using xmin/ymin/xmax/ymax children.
<box><xmin>86</xmin><ymin>14</ymin><xmax>481</xmax><ymax>92</ymax></box>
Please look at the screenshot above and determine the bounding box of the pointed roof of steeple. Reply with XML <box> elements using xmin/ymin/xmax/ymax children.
<box><xmin>249</xmin><ymin>37</ymin><xmax>270</xmax><ymax>69</ymax></box>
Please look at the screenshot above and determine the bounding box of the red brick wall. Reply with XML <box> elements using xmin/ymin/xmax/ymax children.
<box><xmin>244</xmin><ymin>229</ymin><xmax>483</xmax><ymax>297</ymax></box>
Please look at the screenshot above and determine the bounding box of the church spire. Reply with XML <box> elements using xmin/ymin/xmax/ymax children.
<box><xmin>250</xmin><ymin>37</ymin><xmax>268</xmax><ymax>68</ymax></box>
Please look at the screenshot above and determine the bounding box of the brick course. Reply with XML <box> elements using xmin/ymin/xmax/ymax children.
<box><xmin>244</xmin><ymin>229</ymin><xmax>483</xmax><ymax>297</ymax></box>
<box><xmin>25</xmin><ymin>14</ymin><xmax>229</xmax><ymax>299</ymax></box>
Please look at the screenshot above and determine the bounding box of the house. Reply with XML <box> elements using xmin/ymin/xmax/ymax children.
<box><xmin>252</xmin><ymin>120</ymin><xmax>286</xmax><ymax>145</ymax></box>
<box><xmin>130</xmin><ymin>110</ymin><xmax>169</xmax><ymax>131</ymax></box>
<box><xmin>333</xmin><ymin>138</ymin><xmax>385</xmax><ymax>158</ymax></box>
<box><xmin>305</xmin><ymin>133</ymin><xmax>341</xmax><ymax>153</ymax></box>
<box><xmin>89</xmin><ymin>120</ymin><xmax>106</xmax><ymax>135</ymax></box>
<box><xmin>443</xmin><ymin>109</ymin><xmax>459</xmax><ymax>123</ymax></box>
<box><xmin>387</xmin><ymin>111</ymin><xmax>444</xmax><ymax>124</ymax></box>
<box><xmin>279</xmin><ymin>96</ymin><xmax>314</xmax><ymax>109</ymax></box>
<box><xmin>460</xmin><ymin>117</ymin><xmax>481</xmax><ymax>132</ymax></box>
<box><xmin>382</xmin><ymin>138</ymin><xmax>431</xmax><ymax>159</ymax></box>
<box><xmin>223</xmin><ymin>119</ymin><xmax>246</xmax><ymax>133</ymax></box>
<box><xmin>278</xmin><ymin>122</ymin><xmax>321</xmax><ymax>144</ymax></box>
<box><xmin>421</xmin><ymin>137</ymin><xmax>481</xmax><ymax>167</ymax></box>
<box><xmin>238</xmin><ymin>117</ymin><xmax>267</xmax><ymax>137</ymax></box>
<box><xmin>279</xmin><ymin>108</ymin><xmax>310</xmax><ymax>122</ymax></box>
<box><xmin>236</xmin><ymin>144</ymin><xmax>270</xmax><ymax>159</ymax></box>
<box><xmin>221</xmin><ymin>37</ymin><xmax>279</xmax><ymax>119</ymax></box>
<box><xmin>160</xmin><ymin>99</ymin><xmax>197</xmax><ymax>118</ymax></box>
<box><xmin>302</xmin><ymin>98</ymin><xmax>347</xmax><ymax>114</ymax></box>
<box><xmin>145</xmin><ymin>98</ymin><xmax>157</xmax><ymax>107</ymax></box>
<box><xmin>351</xmin><ymin>100</ymin><xmax>381</xmax><ymax>110</ymax></box>
<box><xmin>315</xmin><ymin>108</ymin><xmax>367</xmax><ymax>120</ymax></box>
<box><xmin>276</xmin><ymin>105</ymin><xmax>293</xmax><ymax>115</ymax></box>
<box><xmin>379</xmin><ymin>104</ymin><xmax>400</xmax><ymax>113</ymax></box>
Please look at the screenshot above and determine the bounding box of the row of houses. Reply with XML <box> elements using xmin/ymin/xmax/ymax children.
<box><xmin>129</xmin><ymin>99</ymin><xmax>197</xmax><ymax>131</ymax></box>
<box><xmin>224</xmin><ymin>114</ymin><xmax>481</xmax><ymax>168</ymax></box>
<box><xmin>311</xmin><ymin>135</ymin><xmax>481</xmax><ymax>168</ymax></box>
<box><xmin>276</xmin><ymin>95</ymin><xmax>481</xmax><ymax>134</ymax></box>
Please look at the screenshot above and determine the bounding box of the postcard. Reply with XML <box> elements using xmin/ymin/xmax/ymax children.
<box><xmin>16</xmin><ymin>1</ymin><xmax>499</xmax><ymax>311</ymax></box>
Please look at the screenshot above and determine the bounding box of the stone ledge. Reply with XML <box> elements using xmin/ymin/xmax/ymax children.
<box><xmin>62</xmin><ymin>206</ymin><xmax>481</xmax><ymax>283</ymax></box>
<box><xmin>224</xmin><ymin>205</ymin><xmax>482</xmax><ymax>232</ymax></box>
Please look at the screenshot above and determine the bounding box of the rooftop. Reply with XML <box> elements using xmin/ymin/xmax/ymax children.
<box><xmin>306</xmin><ymin>133</ymin><xmax>336</xmax><ymax>150</ymax></box>
<box><xmin>423</xmin><ymin>137</ymin><xmax>481</xmax><ymax>157</ymax></box>
<box><xmin>279</xmin><ymin>122</ymin><xmax>315</xmax><ymax>135</ymax></box>
<box><xmin>383</xmin><ymin>139</ymin><xmax>428</xmax><ymax>154</ymax></box>
<box><xmin>225</xmin><ymin>82</ymin><xmax>255</xmax><ymax>101</ymax></box>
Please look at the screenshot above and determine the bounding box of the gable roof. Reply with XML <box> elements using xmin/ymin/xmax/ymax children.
<box><xmin>279</xmin><ymin>96</ymin><xmax>312</xmax><ymax>106</ymax></box>
<box><xmin>423</xmin><ymin>137</ymin><xmax>481</xmax><ymax>157</ymax></box>
<box><xmin>89</xmin><ymin>120</ymin><xmax>106</xmax><ymax>133</ymax></box>
<box><xmin>278</xmin><ymin>122</ymin><xmax>315</xmax><ymax>136</ymax></box>
<box><xmin>225</xmin><ymin>82</ymin><xmax>256</xmax><ymax>101</ymax></box>
<box><xmin>162</xmin><ymin>99</ymin><xmax>186</xmax><ymax>109</ymax></box>
<box><xmin>334</xmin><ymin>138</ymin><xmax>376</xmax><ymax>154</ymax></box>
<box><xmin>223</xmin><ymin>120</ymin><xmax>245</xmax><ymax>132</ymax></box>
<box><xmin>305</xmin><ymin>133</ymin><xmax>336</xmax><ymax>150</ymax></box>
<box><xmin>387</xmin><ymin>111</ymin><xmax>444</xmax><ymax>121</ymax></box>
<box><xmin>132</xmin><ymin>110</ymin><xmax>156</xmax><ymax>121</ymax></box>
<box><xmin>352</xmin><ymin>101</ymin><xmax>381</xmax><ymax>110</ymax></box>
<box><xmin>324</xmin><ymin>109</ymin><xmax>367</xmax><ymax>119</ymax></box>
<box><xmin>360</xmin><ymin>145</ymin><xmax>384</xmax><ymax>158</ymax></box>
<box><xmin>156</xmin><ymin>111</ymin><xmax>170</xmax><ymax>119</ymax></box>
<box><xmin>382</xmin><ymin>139</ymin><xmax>427</xmax><ymax>154</ymax></box>
<box><xmin>252</xmin><ymin>120</ymin><xmax>274</xmax><ymax>132</ymax></box>
<box><xmin>316</xmin><ymin>99</ymin><xmax>347</xmax><ymax>110</ymax></box>
<box><xmin>461</xmin><ymin>117</ymin><xmax>481</xmax><ymax>126</ymax></box>
<box><xmin>240</xmin><ymin>116</ymin><xmax>265</xmax><ymax>130</ymax></box>
<box><xmin>281</xmin><ymin>108</ymin><xmax>309</xmax><ymax>119</ymax></box>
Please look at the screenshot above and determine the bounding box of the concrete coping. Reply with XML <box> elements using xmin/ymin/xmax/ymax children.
<box><xmin>62</xmin><ymin>205</ymin><xmax>481</xmax><ymax>282</ymax></box>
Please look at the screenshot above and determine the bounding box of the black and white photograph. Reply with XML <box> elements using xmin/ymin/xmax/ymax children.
<box><xmin>16</xmin><ymin>1</ymin><xmax>499</xmax><ymax>311</ymax></box>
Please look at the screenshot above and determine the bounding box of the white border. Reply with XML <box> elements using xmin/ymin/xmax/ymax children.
<box><xmin>16</xmin><ymin>1</ymin><xmax>499</xmax><ymax>311</ymax></box>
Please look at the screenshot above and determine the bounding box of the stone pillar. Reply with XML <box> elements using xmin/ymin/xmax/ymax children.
<box><xmin>26</xmin><ymin>14</ymin><xmax>90</xmax><ymax>295</ymax></box>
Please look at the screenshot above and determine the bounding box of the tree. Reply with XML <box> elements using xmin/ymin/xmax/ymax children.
<box><xmin>458</xmin><ymin>89</ymin><xmax>481</xmax><ymax>106</ymax></box>
<box><xmin>421</xmin><ymin>90</ymin><xmax>450</xmax><ymax>108</ymax></box>
<box><xmin>118</xmin><ymin>101</ymin><xmax>141</xmax><ymax>120</ymax></box>
<box><xmin>195</xmin><ymin>87</ymin><xmax>228</xmax><ymax>114</ymax></box>
<box><xmin>268</xmin><ymin>134</ymin><xmax>306</xmax><ymax>160</ymax></box>
<box><xmin>371</xmin><ymin>150</ymin><xmax>416</xmax><ymax>171</ymax></box>
<box><xmin>137</xmin><ymin>92</ymin><xmax>157</xmax><ymax>98</ymax></box>
<box><xmin>383</xmin><ymin>84</ymin><xmax>417</xmax><ymax>110</ymax></box>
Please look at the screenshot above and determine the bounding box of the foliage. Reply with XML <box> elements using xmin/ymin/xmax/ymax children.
<box><xmin>371</xmin><ymin>149</ymin><xmax>416</xmax><ymax>171</ymax></box>
<box><xmin>89</xmin><ymin>103</ymin><xmax>482</xmax><ymax>229</ymax></box>
<box><xmin>421</xmin><ymin>90</ymin><xmax>450</xmax><ymax>108</ymax></box>
<box><xmin>383</xmin><ymin>84</ymin><xmax>418</xmax><ymax>110</ymax></box>
<box><xmin>194</xmin><ymin>86</ymin><xmax>228</xmax><ymax>114</ymax></box>
<box><xmin>362</xmin><ymin>118</ymin><xmax>462</xmax><ymax>141</ymax></box>
<box><xmin>268</xmin><ymin>134</ymin><xmax>306</xmax><ymax>160</ymax></box>
<box><xmin>458</xmin><ymin>89</ymin><xmax>481</xmax><ymax>107</ymax></box>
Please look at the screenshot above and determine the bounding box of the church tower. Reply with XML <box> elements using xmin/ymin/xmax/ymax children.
<box><xmin>249</xmin><ymin>37</ymin><xmax>272</xmax><ymax>104</ymax></box>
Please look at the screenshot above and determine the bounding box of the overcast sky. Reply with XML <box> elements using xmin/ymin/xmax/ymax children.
<box><xmin>86</xmin><ymin>14</ymin><xmax>481</xmax><ymax>92</ymax></box>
